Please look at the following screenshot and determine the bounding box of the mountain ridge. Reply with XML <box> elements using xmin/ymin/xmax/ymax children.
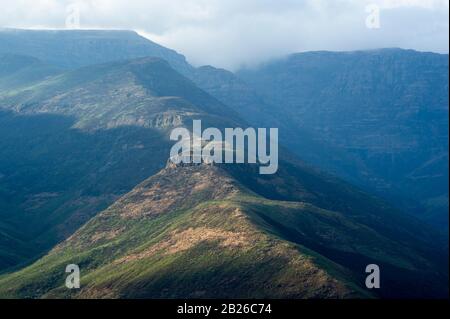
<box><xmin>0</xmin><ymin>160</ymin><xmax>447</xmax><ymax>298</ymax></box>
<box><xmin>0</xmin><ymin>28</ymin><xmax>192</xmax><ymax>73</ymax></box>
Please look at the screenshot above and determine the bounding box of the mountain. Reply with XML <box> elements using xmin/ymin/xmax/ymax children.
<box><xmin>2</xmin><ymin>33</ymin><xmax>447</xmax><ymax>226</ymax></box>
<box><xmin>0</xmin><ymin>29</ymin><xmax>283</xmax><ymax>125</ymax></box>
<box><xmin>0</xmin><ymin>31</ymin><xmax>448</xmax><ymax>298</ymax></box>
<box><xmin>0</xmin><ymin>29</ymin><xmax>266</xmax><ymax>124</ymax></box>
<box><xmin>0</xmin><ymin>55</ymin><xmax>238</xmax><ymax>270</ymax></box>
<box><xmin>0</xmin><ymin>53</ymin><xmax>447</xmax><ymax>298</ymax></box>
<box><xmin>237</xmin><ymin>49</ymin><xmax>449</xmax><ymax>230</ymax></box>
<box><xmin>0</xmin><ymin>30</ymin><xmax>376</xmax><ymax>201</ymax></box>
<box><xmin>0</xmin><ymin>159</ymin><xmax>447</xmax><ymax>298</ymax></box>
<box><xmin>0</xmin><ymin>56</ymin><xmax>239</xmax><ymax>129</ymax></box>
<box><xmin>0</xmin><ymin>219</ymin><xmax>38</xmax><ymax>269</ymax></box>
<box><xmin>0</xmin><ymin>28</ymin><xmax>192</xmax><ymax>73</ymax></box>
<box><xmin>0</xmin><ymin>54</ymin><xmax>60</xmax><ymax>91</ymax></box>
<box><xmin>0</xmin><ymin>162</ymin><xmax>363</xmax><ymax>298</ymax></box>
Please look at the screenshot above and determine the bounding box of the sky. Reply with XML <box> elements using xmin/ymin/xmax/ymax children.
<box><xmin>0</xmin><ymin>0</ymin><xmax>448</xmax><ymax>70</ymax></box>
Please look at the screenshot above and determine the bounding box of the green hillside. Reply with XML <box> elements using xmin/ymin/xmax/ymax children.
<box><xmin>0</xmin><ymin>56</ymin><xmax>237</xmax><ymax>269</ymax></box>
<box><xmin>0</xmin><ymin>54</ymin><xmax>60</xmax><ymax>91</ymax></box>
<box><xmin>0</xmin><ymin>161</ymin><xmax>447</xmax><ymax>298</ymax></box>
<box><xmin>0</xmin><ymin>163</ymin><xmax>370</xmax><ymax>298</ymax></box>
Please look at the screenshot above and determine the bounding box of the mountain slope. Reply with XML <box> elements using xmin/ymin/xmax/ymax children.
<box><xmin>0</xmin><ymin>54</ymin><xmax>60</xmax><ymax>91</ymax></box>
<box><xmin>237</xmin><ymin>49</ymin><xmax>449</xmax><ymax>230</ymax></box>
<box><xmin>0</xmin><ymin>163</ymin><xmax>363</xmax><ymax>298</ymax></box>
<box><xmin>0</xmin><ymin>219</ymin><xmax>38</xmax><ymax>269</ymax></box>
<box><xmin>0</xmin><ymin>160</ymin><xmax>446</xmax><ymax>298</ymax></box>
<box><xmin>0</xmin><ymin>56</ymin><xmax>240</xmax><ymax>130</ymax></box>
<box><xmin>0</xmin><ymin>56</ymin><xmax>238</xmax><ymax>269</ymax></box>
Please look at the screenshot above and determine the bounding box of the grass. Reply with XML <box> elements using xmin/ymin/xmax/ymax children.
<box><xmin>0</xmin><ymin>165</ymin><xmax>370</xmax><ymax>299</ymax></box>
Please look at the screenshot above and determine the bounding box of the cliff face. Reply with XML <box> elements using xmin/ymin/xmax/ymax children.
<box><xmin>237</xmin><ymin>49</ymin><xmax>449</xmax><ymax>230</ymax></box>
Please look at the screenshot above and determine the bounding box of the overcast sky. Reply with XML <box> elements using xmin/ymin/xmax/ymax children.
<box><xmin>1</xmin><ymin>0</ymin><xmax>448</xmax><ymax>70</ymax></box>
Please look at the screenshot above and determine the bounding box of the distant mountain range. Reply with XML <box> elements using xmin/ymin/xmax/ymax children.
<box><xmin>238</xmin><ymin>49</ymin><xmax>449</xmax><ymax>231</ymax></box>
<box><xmin>0</xmin><ymin>28</ymin><xmax>190</xmax><ymax>72</ymax></box>
<box><xmin>0</xmin><ymin>29</ymin><xmax>448</xmax><ymax>298</ymax></box>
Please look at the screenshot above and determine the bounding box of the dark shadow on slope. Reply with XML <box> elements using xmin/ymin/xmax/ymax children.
<box><xmin>0</xmin><ymin>110</ymin><xmax>171</xmax><ymax>271</ymax></box>
<box><xmin>251</xmin><ymin>211</ymin><xmax>448</xmax><ymax>299</ymax></box>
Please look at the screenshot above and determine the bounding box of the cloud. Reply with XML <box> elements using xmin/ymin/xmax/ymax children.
<box><xmin>0</xmin><ymin>0</ymin><xmax>448</xmax><ymax>70</ymax></box>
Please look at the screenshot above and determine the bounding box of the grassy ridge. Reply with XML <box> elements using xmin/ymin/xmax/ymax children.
<box><xmin>0</xmin><ymin>165</ymin><xmax>371</xmax><ymax>299</ymax></box>
<box><xmin>1</xmin><ymin>163</ymin><xmax>447</xmax><ymax>298</ymax></box>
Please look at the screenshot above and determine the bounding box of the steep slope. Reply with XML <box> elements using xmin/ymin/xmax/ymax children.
<box><xmin>0</xmin><ymin>163</ymin><xmax>361</xmax><ymax>298</ymax></box>
<box><xmin>0</xmin><ymin>219</ymin><xmax>38</xmax><ymax>269</ymax></box>
<box><xmin>238</xmin><ymin>49</ymin><xmax>449</xmax><ymax>230</ymax></box>
<box><xmin>0</xmin><ymin>29</ymin><xmax>268</xmax><ymax>127</ymax></box>
<box><xmin>0</xmin><ymin>161</ymin><xmax>446</xmax><ymax>298</ymax></box>
<box><xmin>0</xmin><ymin>56</ymin><xmax>240</xmax><ymax>130</ymax></box>
<box><xmin>0</xmin><ymin>56</ymin><xmax>238</xmax><ymax>269</ymax></box>
<box><xmin>0</xmin><ymin>29</ymin><xmax>282</xmax><ymax>126</ymax></box>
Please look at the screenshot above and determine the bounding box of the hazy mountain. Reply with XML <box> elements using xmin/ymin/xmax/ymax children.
<box><xmin>0</xmin><ymin>28</ymin><xmax>191</xmax><ymax>73</ymax></box>
<box><xmin>0</xmin><ymin>29</ymin><xmax>278</xmax><ymax>126</ymax></box>
<box><xmin>0</xmin><ymin>54</ymin><xmax>60</xmax><ymax>91</ymax></box>
<box><xmin>237</xmin><ymin>49</ymin><xmax>449</xmax><ymax>230</ymax></box>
